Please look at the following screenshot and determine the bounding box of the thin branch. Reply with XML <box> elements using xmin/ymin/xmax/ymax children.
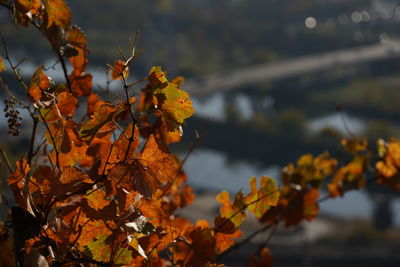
<box><xmin>1</xmin><ymin>33</ymin><xmax>29</xmax><ymax>91</ymax></box>
<box><xmin>215</xmin><ymin>188</ymin><xmax>280</xmax><ymax>233</ymax></box>
<box><xmin>256</xmin><ymin>222</ymin><xmax>279</xmax><ymax>254</ymax></box>
<box><xmin>216</xmin><ymin>224</ymin><xmax>272</xmax><ymax>261</ymax></box>
<box><xmin>0</xmin><ymin>146</ymin><xmax>13</xmax><ymax>173</ymax></box>
<box><xmin>158</xmin><ymin>129</ymin><xmax>204</xmax><ymax>199</ymax></box>
<box><xmin>57</xmin><ymin>54</ymin><xmax>72</xmax><ymax>93</ymax></box>
<box><xmin>38</xmin><ymin>110</ymin><xmax>60</xmax><ymax>169</ymax></box>
<box><xmin>27</xmin><ymin>117</ymin><xmax>38</xmax><ymax>165</ymax></box>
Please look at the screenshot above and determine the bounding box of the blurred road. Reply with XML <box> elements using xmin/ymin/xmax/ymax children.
<box><xmin>185</xmin><ymin>40</ymin><xmax>400</xmax><ymax>97</ymax></box>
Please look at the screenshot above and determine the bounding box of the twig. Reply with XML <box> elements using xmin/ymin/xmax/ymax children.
<box><xmin>0</xmin><ymin>146</ymin><xmax>13</xmax><ymax>173</ymax></box>
<box><xmin>216</xmin><ymin>224</ymin><xmax>272</xmax><ymax>261</ymax></box>
<box><xmin>27</xmin><ymin>117</ymin><xmax>38</xmax><ymax>165</ymax></box>
<box><xmin>215</xmin><ymin>188</ymin><xmax>280</xmax><ymax>233</ymax></box>
<box><xmin>256</xmin><ymin>222</ymin><xmax>279</xmax><ymax>254</ymax></box>
<box><xmin>58</xmin><ymin>54</ymin><xmax>72</xmax><ymax>93</ymax></box>
<box><xmin>38</xmin><ymin>110</ymin><xmax>60</xmax><ymax>169</ymax></box>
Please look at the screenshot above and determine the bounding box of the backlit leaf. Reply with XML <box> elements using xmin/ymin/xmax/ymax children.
<box><xmin>28</xmin><ymin>65</ymin><xmax>50</xmax><ymax>101</ymax></box>
<box><xmin>216</xmin><ymin>191</ymin><xmax>247</xmax><ymax>227</ymax></box>
<box><xmin>244</xmin><ymin>176</ymin><xmax>280</xmax><ymax>218</ymax></box>
<box><xmin>148</xmin><ymin>66</ymin><xmax>168</xmax><ymax>88</ymax></box>
<box><xmin>43</xmin><ymin>0</ymin><xmax>71</xmax><ymax>30</ymax></box>
<box><xmin>85</xmin><ymin>190</ymin><xmax>109</xmax><ymax>211</ymax></box>
<box><xmin>79</xmin><ymin>103</ymin><xmax>120</xmax><ymax>140</ymax></box>
<box><xmin>155</xmin><ymin>82</ymin><xmax>194</xmax><ymax>124</ymax></box>
<box><xmin>8</xmin><ymin>158</ymin><xmax>35</xmax><ymax>216</ymax></box>
<box><xmin>0</xmin><ymin>57</ymin><xmax>5</xmax><ymax>72</ymax></box>
<box><xmin>110</xmin><ymin>60</ymin><xmax>128</xmax><ymax>80</ymax></box>
<box><xmin>66</xmin><ymin>26</ymin><xmax>88</xmax><ymax>75</ymax></box>
<box><xmin>69</xmin><ymin>72</ymin><xmax>92</xmax><ymax>96</ymax></box>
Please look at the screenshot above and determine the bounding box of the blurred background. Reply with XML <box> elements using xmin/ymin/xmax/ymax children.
<box><xmin>2</xmin><ymin>0</ymin><xmax>400</xmax><ymax>266</ymax></box>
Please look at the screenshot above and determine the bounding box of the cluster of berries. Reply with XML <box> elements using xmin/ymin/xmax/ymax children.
<box><xmin>4</xmin><ymin>97</ymin><xmax>22</xmax><ymax>136</ymax></box>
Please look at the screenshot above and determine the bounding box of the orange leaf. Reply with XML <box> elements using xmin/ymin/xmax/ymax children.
<box><xmin>79</xmin><ymin>103</ymin><xmax>120</xmax><ymax>140</ymax></box>
<box><xmin>111</xmin><ymin>123</ymin><xmax>140</xmax><ymax>163</ymax></box>
<box><xmin>57</xmin><ymin>91</ymin><xmax>78</xmax><ymax>117</ymax></box>
<box><xmin>216</xmin><ymin>191</ymin><xmax>247</xmax><ymax>227</ymax></box>
<box><xmin>28</xmin><ymin>65</ymin><xmax>50</xmax><ymax>101</ymax></box>
<box><xmin>43</xmin><ymin>0</ymin><xmax>71</xmax><ymax>30</ymax></box>
<box><xmin>69</xmin><ymin>72</ymin><xmax>92</xmax><ymax>96</ymax></box>
<box><xmin>8</xmin><ymin>158</ymin><xmax>35</xmax><ymax>216</ymax></box>
<box><xmin>138</xmin><ymin>135</ymin><xmax>177</xmax><ymax>184</ymax></box>
<box><xmin>110</xmin><ymin>60</ymin><xmax>128</xmax><ymax>80</ymax></box>
<box><xmin>87</xmin><ymin>93</ymin><xmax>106</xmax><ymax>115</ymax></box>
<box><xmin>244</xmin><ymin>176</ymin><xmax>280</xmax><ymax>218</ymax></box>
<box><xmin>214</xmin><ymin>216</ymin><xmax>242</xmax><ymax>253</ymax></box>
<box><xmin>248</xmin><ymin>247</ymin><xmax>274</xmax><ymax>267</ymax></box>
<box><xmin>67</xmin><ymin>26</ymin><xmax>88</xmax><ymax>75</ymax></box>
<box><xmin>155</xmin><ymin>82</ymin><xmax>194</xmax><ymax>124</ymax></box>
<box><xmin>0</xmin><ymin>57</ymin><xmax>5</xmax><ymax>72</ymax></box>
<box><xmin>85</xmin><ymin>190</ymin><xmax>109</xmax><ymax>211</ymax></box>
<box><xmin>148</xmin><ymin>66</ymin><xmax>168</xmax><ymax>88</ymax></box>
<box><xmin>60</xmin><ymin>166</ymin><xmax>91</xmax><ymax>185</ymax></box>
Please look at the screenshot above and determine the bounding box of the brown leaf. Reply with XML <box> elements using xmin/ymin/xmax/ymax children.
<box><xmin>43</xmin><ymin>0</ymin><xmax>71</xmax><ymax>30</ymax></box>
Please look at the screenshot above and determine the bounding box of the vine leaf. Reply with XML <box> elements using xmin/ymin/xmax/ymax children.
<box><xmin>85</xmin><ymin>190</ymin><xmax>109</xmax><ymax>211</ymax></box>
<box><xmin>155</xmin><ymin>80</ymin><xmax>194</xmax><ymax>124</ymax></box>
<box><xmin>43</xmin><ymin>0</ymin><xmax>71</xmax><ymax>30</ymax></box>
<box><xmin>216</xmin><ymin>191</ymin><xmax>247</xmax><ymax>227</ymax></box>
<box><xmin>79</xmin><ymin>103</ymin><xmax>121</xmax><ymax>140</ymax></box>
<box><xmin>328</xmin><ymin>156</ymin><xmax>366</xmax><ymax>197</ymax></box>
<box><xmin>108</xmin><ymin>135</ymin><xmax>176</xmax><ymax>198</ymax></box>
<box><xmin>376</xmin><ymin>139</ymin><xmax>400</xmax><ymax>189</ymax></box>
<box><xmin>148</xmin><ymin>66</ymin><xmax>168</xmax><ymax>88</ymax></box>
<box><xmin>8</xmin><ymin>158</ymin><xmax>35</xmax><ymax>216</ymax></box>
<box><xmin>110</xmin><ymin>60</ymin><xmax>128</xmax><ymax>80</ymax></box>
<box><xmin>0</xmin><ymin>57</ymin><xmax>5</xmax><ymax>72</ymax></box>
<box><xmin>248</xmin><ymin>248</ymin><xmax>274</xmax><ymax>267</ymax></box>
<box><xmin>214</xmin><ymin>216</ymin><xmax>242</xmax><ymax>254</ymax></box>
<box><xmin>28</xmin><ymin>65</ymin><xmax>50</xmax><ymax>102</ymax></box>
<box><xmin>13</xmin><ymin>0</ymin><xmax>41</xmax><ymax>25</ymax></box>
<box><xmin>66</xmin><ymin>26</ymin><xmax>88</xmax><ymax>74</ymax></box>
<box><xmin>244</xmin><ymin>176</ymin><xmax>280</xmax><ymax>218</ymax></box>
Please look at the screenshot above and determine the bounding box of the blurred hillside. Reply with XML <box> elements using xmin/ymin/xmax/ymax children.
<box><xmin>1</xmin><ymin>0</ymin><xmax>398</xmax><ymax>77</ymax></box>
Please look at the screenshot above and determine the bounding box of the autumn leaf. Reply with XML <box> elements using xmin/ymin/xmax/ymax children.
<box><xmin>87</xmin><ymin>93</ymin><xmax>106</xmax><ymax>115</ymax></box>
<box><xmin>85</xmin><ymin>190</ymin><xmax>109</xmax><ymax>211</ymax></box>
<box><xmin>148</xmin><ymin>66</ymin><xmax>168</xmax><ymax>88</ymax></box>
<box><xmin>128</xmin><ymin>237</ymin><xmax>147</xmax><ymax>260</ymax></box>
<box><xmin>67</xmin><ymin>26</ymin><xmax>88</xmax><ymax>75</ymax></box>
<box><xmin>43</xmin><ymin>0</ymin><xmax>71</xmax><ymax>30</ymax></box>
<box><xmin>0</xmin><ymin>57</ymin><xmax>5</xmax><ymax>72</ymax></box>
<box><xmin>328</xmin><ymin>156</ymin><xmax>366</xmax><ymax>198</ymax></box>
<box><xmin>216</xmin><ymin>191</ymin><xmax>247</xmax><ymax>227</ymax></box>
<box><xmin>375</xmin><ymin>139</ymin><xmax>400</xmax><ymax>189</ymax></box>
<box><xmin>108</xmin><ymin>135</ymin><xmax>176</xmax><ymax>198</ymax></box>
<box><xmin>248</xmin><ymin>248</ymin><xmax>274</xmax><ymax>267</ymax></box>
<box><xmin>28</xmin><ymin>65</ymin><xmax>50</xmax><ymax>101</ymax></box>
<box><xmin>14</xmin><ymin>0</ymin><xmax>41</xmax><ymax>14</ymax></box>
<box><xmin>76</xmin><ymin>218</ymin><xmax>119</xmax><ymax>262</ymax></box>
<box><xmin>110</xmin><ymin>123</ymin><xmax>140</xmax><ymax>163</ymax></box>
<box><xmin>138</xmin><ymin>135</ymin><xmax>177</xmax><ymax>184</ymax></box>
<box><xmin>79</xmin><ymin>103</ymin><xmax>120</xmax><ymax>140</ymax></box>
<box><xmin>214</xmin><ymin>216</ymin><xmax>242</xmax><ymax>253</ymax></box>
<box><xmin>110</xmin><ymin>60</ymin><xmax>129</xmax><ymax>80</ymax></box>
<box><xmin>69</xmin><ymin>72</ymin><xmax>92</xmax><ymax>96</ymax></box>
<box><xmin>42</xmin><ymin>91</ymin><xmax>78</xmax><ymax>121</ymax></box>
<box><xmin>303</xmin><ymin>188</ymin><xmax>320</xmax><ymax>220</ymax></box>
<box><xmin>8</xmin><ymin>158</ymin><xmax>35</xmax><ymax>216</ymax></box>
<box><xmin>244</xmin><ymin>176</ymin><xmax>280</xmax><ymax>218</ymax></box>
<box><xmin>155</xmin><ymin>82</ymin><xmax>195</xmax><ymax>124</ymax></box>
<box><xmin>13</xmin><ymin>0</ymin><xmax>41</xmax><ymax>25</ymax></box>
